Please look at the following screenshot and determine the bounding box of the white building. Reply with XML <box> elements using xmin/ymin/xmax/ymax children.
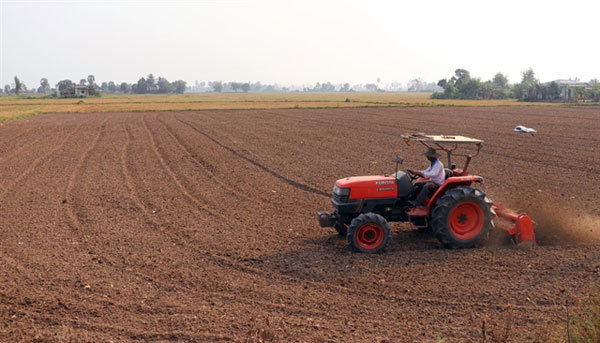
<box><xmin>74</xmin><ymin>85</ymin><xmax>88</xmax><ymax>96</ymax></box>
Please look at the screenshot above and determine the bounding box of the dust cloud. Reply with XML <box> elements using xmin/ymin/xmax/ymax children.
<box><xmin>508</xmin><ymin>198</ymin><xmax>600</xmax><ymax>245</ymax></box>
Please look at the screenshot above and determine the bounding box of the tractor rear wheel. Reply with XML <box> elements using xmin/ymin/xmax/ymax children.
<box><xmin>431</xmin><ymin>186</ymin><xmax>493</xmax><ymax>249</ymax></box>
<box><xmin>347</xmin><ymin>213</ymin><xmax>391</xmax><ymax>253</ymax></box>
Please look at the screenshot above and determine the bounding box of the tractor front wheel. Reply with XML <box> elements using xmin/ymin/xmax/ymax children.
<box><xmin>431</xmin><ymin>186</ymin><xmax>493</xmax><ymax>249</ymax></box>
<box><xmin>347</xmin><ymin>213</ymin><xmax>391</xmax><ymax>253</ymax></box>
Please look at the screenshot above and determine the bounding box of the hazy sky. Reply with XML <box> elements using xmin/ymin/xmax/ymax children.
<box><xmin>1</xmin><ymin>0</ymin><xmax>599</xmax><ymax>89</ymax></box>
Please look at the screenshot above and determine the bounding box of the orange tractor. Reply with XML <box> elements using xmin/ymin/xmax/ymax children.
<box><xmin>317</xmin><ymin>134</ymin><xmax>536</xmax><ymax>253</ymax></box>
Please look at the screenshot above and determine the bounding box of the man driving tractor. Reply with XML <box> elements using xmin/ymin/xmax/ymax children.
<box><xmin>317</xmin><ymin>133</ymin><xmax>537</xmax><ymax>253</ymax></box>
<box><xmin>408</xmin><ymin>147</ymin><xmax>445</xmax><ymax>207</ymax></box>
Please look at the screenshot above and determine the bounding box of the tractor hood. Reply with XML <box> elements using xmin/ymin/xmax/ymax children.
<box><xmin>335</xmin><ymin>175</ymin><xmax>397</xmax><ymax>199</ymax></box>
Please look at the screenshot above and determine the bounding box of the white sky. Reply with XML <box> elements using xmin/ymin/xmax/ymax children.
<box><xmin>1</xmin><ymin>0</ymin><xmax>599</xmax><ymax>88</ymax></box>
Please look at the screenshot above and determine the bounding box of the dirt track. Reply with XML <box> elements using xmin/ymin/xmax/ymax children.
<box><xmin>0</xmin><ymin>107</ymin><xmax>599</xmax><ymax>342</ymax></box>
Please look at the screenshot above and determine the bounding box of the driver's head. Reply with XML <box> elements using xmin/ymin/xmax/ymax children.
<box><xmin>423</xmin><ymin>147</ymin><xmax>440</xmax><ymax>161</ymax></box>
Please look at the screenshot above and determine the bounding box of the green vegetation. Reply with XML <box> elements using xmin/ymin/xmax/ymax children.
<box><xmin>433</xmin><ymin>68</ymin><xmax>600</xmax><ymax>102</ymax></box>
<box><xmin>552</xmin><ymin>287</ymin><xmax>600</xmax><ymax>343</ymax></box>
<box><xmin>432</xmin><ymin>69</ymin><xmax>510</xmax><ymax>100</ymax></box>
<box><xmin>14</xmin><ymin>76</ymin><xmax>23</xmax><ymax>95</ymax></box>
<box><xmin>130</xmin><ymin>73</ymin><xmax>186</xmax><ymax>94</ymax></box>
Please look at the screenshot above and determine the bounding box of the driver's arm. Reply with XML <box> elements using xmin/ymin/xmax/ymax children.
<box><xmin>409</xmin><ymin>169</ymin><xmax>423</xmax><ymax>177</ymax></box>
<box><xmin>421</xmin><ymin>162</ymin><xmax>443</xmax><ymax>178</ymax></box>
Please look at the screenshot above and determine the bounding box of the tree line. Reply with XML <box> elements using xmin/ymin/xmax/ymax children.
<box><xmin>433</xmin><ymin>68</ymin><xmax>600</xmax><ymax>102</ymax></box>
<box><xmin>2</xmin><ymin>76</ymin><xmax>442</xmax><ymax>96</ymax></box>
<box><xmin>193</xmin><ymin>79</ymin><xmax>440</xmax><ymax>93</ymax></box>
<box><xmin>2</xmin><ymin>74</ymin><xmax>186</xmax><ymax>97</ymax></box>
<box><xmin>4</xmin><ymin>71</ymin><xmax>598</xmax><ymax>101</ymax></box>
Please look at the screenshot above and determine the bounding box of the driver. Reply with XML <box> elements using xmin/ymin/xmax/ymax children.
<box><xmin>408</xmin><ymin>147</ymin><xmax>445</xmax><ymax>207</ymax></box>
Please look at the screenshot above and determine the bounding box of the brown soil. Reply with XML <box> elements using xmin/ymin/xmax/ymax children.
<box><xmin>0</xmin><ymin>106</ymin><xmax>599</xmax><ymax>342</ymax></box>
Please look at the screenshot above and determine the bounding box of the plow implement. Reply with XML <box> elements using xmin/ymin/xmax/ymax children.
<box><xmin>492</xmin><ymin>204</ymin><xmax>536</xmax><ymax>247</ymax></box>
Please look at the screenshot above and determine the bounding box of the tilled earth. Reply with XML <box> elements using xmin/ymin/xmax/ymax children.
<box><xmin>0</xmin><ymin>107</ymin><xmax>599</xmax><ymax>342</ymax></box>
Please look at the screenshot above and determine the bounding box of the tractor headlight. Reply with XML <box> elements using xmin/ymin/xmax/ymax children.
<box><xmin>333</xmin><ymin>185</ymin><xmax>350</xmax><ymax>196</ymax></box>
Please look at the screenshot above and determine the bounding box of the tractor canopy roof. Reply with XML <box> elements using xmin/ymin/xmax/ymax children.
<box><xmin>401</xmin><ymin>133</ymin><xmax>484</xmax><ymax>163</ymax></box>
<box><xmin>401</xmin><ymin>133</ymin><xmax>483</xmax><ymax>144</ymax></box>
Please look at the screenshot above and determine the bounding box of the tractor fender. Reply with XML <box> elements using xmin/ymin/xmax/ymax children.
<box><xmin>426</xmin><ymin>176</ymin><xmax>483</xmax><ymax>212</ymax></box>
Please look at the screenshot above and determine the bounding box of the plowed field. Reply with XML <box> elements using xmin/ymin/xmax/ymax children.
<box><xmin>1</xmin><ymin>107</ymin><xmax>599</xmax><ymax>342</ymax></box>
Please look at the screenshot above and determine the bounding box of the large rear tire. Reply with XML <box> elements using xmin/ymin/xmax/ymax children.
<box><xmin>347</xmin><ymin>213</ymin><xmax>391</xmax><ymax>253</ymax></box>
<box><xmin>431</xmin><ymin>186</ymin><xmax>493</xmax><ymax>249</ymax></box>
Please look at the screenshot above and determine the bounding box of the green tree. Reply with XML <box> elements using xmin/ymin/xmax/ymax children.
<box><xmin>38</xmin><ymin>78</ymin><xmax>50</xmax><ymax>93</ymax></box>
<box><xmin>213</xmin><ymin>81</ymin><xmax>223</xmax><ymax>92</ymax></box>
<box><xmin>321</xmin><ymin>81</ymin><xmax>335</xmax><ymax>92</ymax></box>
<box><xmin>108</xmin><ymin>81</ymin><xmax>117</xmax><ymax>92</ymax></box>
<box><xmin>157</xmin><ymin>77</ymin><xmax>173</xmax><ymax>93</ymax></box>
<box><xmin>517</xmin><ymin>68</ymin><xmax>540</xmax><ymax>101</ymax></box>
<box><xmin>339</xmin><ymin>83</ymin><xmax>351</xmax><ymax>92</ymax></box>
<box><xmin>79</xmin><ymin>79</ymin><xmax>87</xmax><ymax>86</ymax></box>
<box><xmin>521</xmin><ymin>68</ymin><xmax>537</xmax><ymax>83</ymax></box>
<box><xmin>241</xmin><ymin>82</ymin><xmax>250</xmax><ymax>93</ymax></box>
<box><xmin>147</xmin><ymin>74</ymin><xmax>156</xmax><ymax>92</ymax></box>
<box><xmin>57</xmin><ymin>79</ymin><xmax>75</xmax><ymax>97</ymax></box>
<box><xmin>432</xmin><ymin>69</ymin><xmax>512</xmax><ymax>100</ymax></box>
<box><xmin>574</xmin><ymin>86</ymin><xmax>586</xmax><ymax>100</ymax></box>
<box><xmin>4</xmin><ymin>85</ymin><xmax>11</xmax><ymax>94</ymax></box>
<box><xmin>364</xmin><ymin>83</ymin><xmax>377</xmax><ymax>92</ymax></box>
<box><xmin>230</xmin><ymin>82</ymin><xmax>241</xmax><ymax>92</ymax></box>
<box><xmin>457</xmin><ymin>78</ymin><xmax>481</xmax><ymax>99</ymax></box>
<box><xmin>454</xmin><ymin>69</ymin><xmax>470</xmax><ymax>86</ymax></box>
<box><xmin>87</xmin><ymin>75</ymin><xmax>95</xmax><ymax>86</ymax></box>
<box><xmin>135</xmin><ymin>77</ymin><xmax>148</xmax><ymax>94</ymax></box>
<box><xmin>478</xmin><ymin>81</ymin><xmax>495</xmax><ymax>99</ymax></box>
<box><xmin>87</xmin><ymin>85</ymin><xmax>98</xmax><ymax>96</ymax></box>
<box><xmin>492</xmin><ymin>72</ymin><xmax>509</xmax><ymax>89</ymax></box>
<box><xmin>172</xmin><ymin>80</ymin><xmax>186</xmax><ymax>94</ymax></box>
<box><xmin>119</xmin><ymin>82</ymin><xmax>131</xmax><ymax>93</ymax></box>
<box><xmin>14</xmin><ymin>76</ymin><xmax>23</xmax><ymax>95</ymax></box>
<box><xmin>548</xmin><ymin>81</ymin><xmax>560</xmax><ymax>100</ymax></box>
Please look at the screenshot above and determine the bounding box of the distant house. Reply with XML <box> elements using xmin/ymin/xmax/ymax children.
<box><xmin>74</xmin><ymin>85</ymin><xmax>88</xmax><ymax>96</ymax></box>
<box><xmin>548</xmin><ymin>79</ymin><xmax>593</xmax><ymax>100</ymax></box>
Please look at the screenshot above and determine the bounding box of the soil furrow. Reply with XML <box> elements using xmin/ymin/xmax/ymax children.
<box><xmin>155</xmin><ymin>113</ymin><xmax>260</xmax><ymax>206</ymax></box>
<box><xmin>63</xmin><ymin>119</ymin><xmax>108</xmax><ymax>230</ymax></box>
<box><xmin>175</xmin><ymin>115</ymin><xmax>330</xmax><ymax>197</ymax></box>
<box><xmin>0</xmin><ymin>122</ymin><xmax>83</xmax><ymax>200</ymax></box>
<box><xmin>141</xmin><ymin>114</ymin><xmax>231</xmax><ymax>222</ymax></box>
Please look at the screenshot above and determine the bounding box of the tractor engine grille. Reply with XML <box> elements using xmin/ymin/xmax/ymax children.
<box><xmin>332</xmin><ymin>185</ymin><xmax>351</xmax><ymax>203</ymax></box>
<box><xmin>333</xmin><ymin>193</ymin><xmax>349</xmax><ymax>203</ymax></box>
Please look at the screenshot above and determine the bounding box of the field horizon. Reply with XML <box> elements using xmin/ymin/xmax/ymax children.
<box><xmin>0</xmin><ymin>92</ymin><xmax>575</xmax><ymax>123</ymax></box>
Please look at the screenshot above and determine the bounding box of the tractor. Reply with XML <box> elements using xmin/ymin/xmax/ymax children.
<box><xmin>317</xmin><ymin>134</ymin><xmax>536</xmax><ymax>253</ymax></box>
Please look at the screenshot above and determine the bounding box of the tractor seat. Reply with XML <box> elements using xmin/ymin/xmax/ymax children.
<box><xmin>444</xmin><ymin>168</ymin><xmax>453</xmax><ymax>179</ymax></box>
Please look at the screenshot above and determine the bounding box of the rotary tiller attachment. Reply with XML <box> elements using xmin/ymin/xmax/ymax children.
<box><xmin>492</xmin><ymin>204</ymin><xmax>536</xmax><ymax>247</ymax></box>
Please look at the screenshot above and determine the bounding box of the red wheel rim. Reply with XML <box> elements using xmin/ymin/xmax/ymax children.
<box><xmin>448</xmin><ymin>202</ymin><xmax>484</xmax><ymax>240</ymax></box>
<box><xmin>355</xmin><ymin>222</ymin><xmax>384</xmax><ymax>250</ymax></box>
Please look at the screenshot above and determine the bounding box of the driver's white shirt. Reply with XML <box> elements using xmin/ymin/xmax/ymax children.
<box><xmin>420</xmin><ymin>159</ymin><xmax>445</xmax><ymax>186</ymax></box>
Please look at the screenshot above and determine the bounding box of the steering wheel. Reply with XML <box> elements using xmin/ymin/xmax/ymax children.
<box><xmin>406</xmin><ymin>169</ymin><xmax>419</xmax><ymax>181</ymax></box>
